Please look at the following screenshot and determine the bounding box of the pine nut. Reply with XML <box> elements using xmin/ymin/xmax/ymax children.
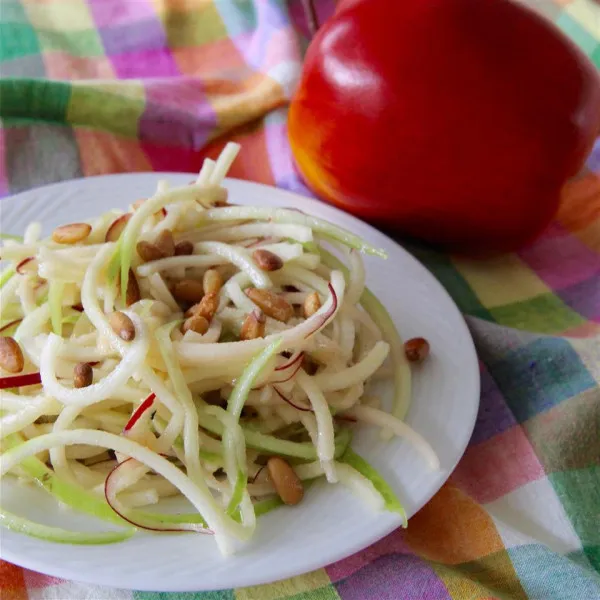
<box><xmin>155</xmin><ymin>230</ymin><xmax>175</xmax><ymax>257</ymax></box>
<box><xmin>73</xmin><ymin>362</ymin><xmax>93</xmax><ymax>388</ymax></box>
<box><xmin>174</xmin><ymin>241</ymin><xmax>194</xmax><ymax>256</ymax></box>
<box><xmin>203</xmin><ymin>268</ymin><xmax>223</xmax><ymax>295</ymax></box>
<box><xmin>252</xmin><ymin>249</ymin><xmax>283</xmax><ymax>272</ymax></box>
<box><xmin>52</xmin><ymin>223</ymin><xmax>92</xmax><ymax>244</ymax></box>
<box><xmin>117</xmin><ymin>269</ymin><xmax>140</xmax><ymax>306</ymax></box>
<box><xmin>404</xmin><ymin>337</ymin><xmax>430</xmax><ymax>363</ymax></box>
<box><xmin>173</xmin><ymin>279</ymin><xmax>204</xmax><ymax>304</ymax></box>
<box><xmin>245</xmin><ymin>288</ymin><xmax>293</xmax><ymax>323</ymax></box>
<box><xmin>0</xmin><ymin>337</ymin><xmax>24</xmax><ymax>373</ymax></box>
<box><xmin>136</xmin><ymin>241</ymin><xmax>165</xmax><ymax>263</ymax></box>
<box><xmin>267</xmin><ymin>456</ymin><xmax>304</xmax><ymax>505</ymax></box>
<box><xmin>240</xmin><ymin>310</ymin><xmax>266</xmax><ymax>340</ymax></box>
<box><xmin>105</xmin><ymin>214</ymin><xmax>131</xmax><ymax>242</ymax></box>
<box><xmin>303</xmin><ymin>291</ymin><xmax>321</xmax><ymax>318</ymax></box>
<box><xmin>186</xmin><ymin>292</ymin><xmax>219</xmax><ymax>321</ymax></box>
<box><xmin>109</xmin><ymin>311</ymin><xmax>136</xmax><ymax>341</ymax></box>
<box><xmin>182</xmin><ymin>314</ymin><xmax>210</xmax><ymax>335</ymax></box>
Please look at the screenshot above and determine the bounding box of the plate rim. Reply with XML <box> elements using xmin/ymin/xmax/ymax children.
<box><xmin>0</xmin><ymin>173</ymin><xmax>480</xmax><ymax>591</ymax></box>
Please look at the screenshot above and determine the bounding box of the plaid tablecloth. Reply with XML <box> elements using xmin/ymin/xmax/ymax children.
<box><xmin>1</xmin><ymin>1</ymin><xmax>599</xmax><ymax>598</ymax></box>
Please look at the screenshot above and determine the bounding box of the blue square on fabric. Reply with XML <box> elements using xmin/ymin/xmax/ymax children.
<box><xmin>470</xmin><ymin>363</ymin><xmax>518</xmax><ymax>445</ymax></box>
<box><xmin>484</xmin><ymin>338</ymin><xmax>596</xmax><ymax>423</ymax></box>
<box><xmin>508</xmin><ymin>544</ymin><xmax>600</xmax><ymax>600</ymax></box>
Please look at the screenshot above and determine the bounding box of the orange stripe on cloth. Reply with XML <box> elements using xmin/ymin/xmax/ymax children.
<box><xmin>404</xmin><ymin>484</ymin><xmax>505</xmax><ymax>564</ymax></box>
<box><xmin>172</xmin><ymin>38</ymin><xmax>247</xmax><ymax>77</ymax></box>
<box><xmin>75</xmin><ymin>128</ymin><xmax>153</xmax><ymax>176</ymax></box>
<box><xmin>564</xmin><ymin>321</ymin><xmax>600</xmax><ymax>338</ymax></box>
<box><xmin>200</xmin><ymin>120</ymin><xmax>276</xmax><ymax>186</ymax></box>
<box><xmin>406</xmin><ymin>485</ymin><xmax>529</xmax><ymax>599</ymax></box>
<box><xmin>558</xmin><ymin>173</ymin><xmax>600</xmax><ymax>251</ymax></box>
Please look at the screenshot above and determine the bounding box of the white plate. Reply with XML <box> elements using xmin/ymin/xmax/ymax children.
<box><xmin>0</xmin><ymin>175</ymin><xmax>480</xmax><ymax>591</ymax></box>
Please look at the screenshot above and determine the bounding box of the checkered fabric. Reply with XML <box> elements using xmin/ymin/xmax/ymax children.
<box><xmin>0</xmin><ymin>1</ymin><xmax>599</xmax><ymax>599</ymax></box>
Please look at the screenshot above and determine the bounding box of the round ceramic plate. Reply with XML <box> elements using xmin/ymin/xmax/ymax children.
<box><xmin>0</xmin><ymin>174</ymin><xmax>480</xmax><ymax>592</ymax></box>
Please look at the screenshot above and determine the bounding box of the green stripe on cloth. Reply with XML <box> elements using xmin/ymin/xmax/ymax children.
<box><xmin>0</xmin><ymin>21</ymin><xmax>40</xmax><ymax>60</ymax></box>
<box><xmin>135</xmin><ymin>592</ymin><xmax>234</xmax><ymax>600</ymax></box>
<box><xmin>550</xmin><ymin>467</ymin><xmax>600</xmax><ymax>571</ymax></box>
<box><xmin>0</xmin><ymin>79</ymin><xmax>71</xmax><ymax>122</ymax></box>
<box><xmin>592</xmin><ymin>45</ymin><xmax>600</xmax><ymax>69</ymax></box>
<box><xmin>488</xmin><ymin>294</ymin><xmax>586</xmax><ymax>334</ymax></box>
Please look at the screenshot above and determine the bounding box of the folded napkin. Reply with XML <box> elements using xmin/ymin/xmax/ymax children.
<box><xmin>0</xmin><ymin>1</ymin><xmax>599</xmax><ymax>598</ymax></box>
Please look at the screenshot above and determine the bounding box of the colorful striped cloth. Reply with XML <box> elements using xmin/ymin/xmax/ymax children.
<box><xmin>0</xmin><ymin>0</ymin><xmax>599</xmax><ymax>598</ymax></box>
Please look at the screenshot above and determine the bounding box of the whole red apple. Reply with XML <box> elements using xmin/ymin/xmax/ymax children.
<box><xmin>289</xmin><ymin>0</ymin><xmax>600</xmax><ymax>253</ymax></box>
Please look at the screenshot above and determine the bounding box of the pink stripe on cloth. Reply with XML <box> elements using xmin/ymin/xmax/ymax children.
<box><xmin>139</xmin><ymin>78</ymin><xmax>217</xmax><ymax>149</ymax></box>
<box><xmin>141</xmin><ymin>142</ymin><xmax>202</xmax><ymax>174</ymax></box>
<box><xmin>326</xmin><ymin>528</ymin><xmax>413</xmax><ymax>581</ymax></box>
<box><xmin>87</xmin><ymin>0</ymin><xmax>157</xmax><ymax>27</ymax></box>
<box><xmin>519</xmin><ymin>224</ymin><xmax>600</xmax><ymax>289</ymax></box>
<box><xmin>22</xmin><ymin>569</ymin><xmax>62</xmax><ymax>590</ymax></box>
<box><xmin>109</xmin><ymin>49</ymin><xmax>181</xmax><ymax>79</ymax></box>
<box><xmin>450</xmin><ymin>425</ymin><xmax>545</xmax><ymax>504</ymax></box>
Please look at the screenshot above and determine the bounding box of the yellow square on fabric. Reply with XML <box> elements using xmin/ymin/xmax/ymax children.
<box><xmin>453</xmin><ymin>255</ymin><xmax>550</xmax><ymax>309</ymax></box>
<box><xmin>161</xmin><ymin>2</ymin><xmax>228</xmax><ymax>48</ymax></box>
<box><xmin>150</xmin><ymin>0</ymin><xmax>214</xmax><ymax>11</ymax></box>
<box><xmin>93</xmin><ymin>82</ymin><xmax>146</xmax><ymax>100</ymax></box>
<box><xmin>67</xmin><ymin>83</ymin><xmax>146</xmax><ymax>139</ymax></box>
<box><xmin>236</xmin><ymin>569</ymin><xmax>335</xmax><ymax>600</ymax></box>
<box><xmin>207</xmin><ymin>74</ymin><xmax>285</xmax><ymax>132</ymax></box>
<box><xmin>565</xmin><ymin>0</ymin><xmax>600</xmax><ymax>38</ymax></box>
<box><xmin>23</xmin><ymin>0</ymin><xmax>95</xmax><ymax>31</ymax></box>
